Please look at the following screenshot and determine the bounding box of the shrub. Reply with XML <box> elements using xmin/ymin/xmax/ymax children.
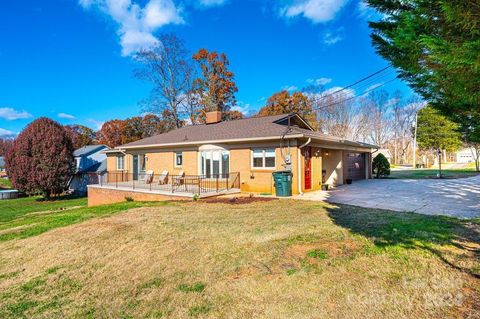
<box><xmin>372</xmin><ymin>153</ymin><xmax>391</xmax><ymax>178</ymax></box>
<box><xmin>5</xmin><ymin>118</ymin><xmax>75</xmax><ymax>199</ymax></box>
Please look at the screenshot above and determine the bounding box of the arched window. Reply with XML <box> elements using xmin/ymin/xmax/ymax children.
<box><xmin>199</xmin><ymin>145</ymin><xmax>230</xmax><ymax>178</ymax></box>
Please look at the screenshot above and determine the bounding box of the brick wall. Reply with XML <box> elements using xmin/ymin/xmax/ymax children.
<box><xmin>87</xmin><ymin>186</ymin><xmax>191</xmax><ymax>207</ymax></box>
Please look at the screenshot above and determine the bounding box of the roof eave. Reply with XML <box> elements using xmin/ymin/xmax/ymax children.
<box><xmin>117</xmin><ymin>134</ymin><xmax>305</xmax><ymax>150</ymax></box>
<box><xmin>307</xmin><ymin>135</ymin><xmax>378</xmax><ymax>150</ymax></box>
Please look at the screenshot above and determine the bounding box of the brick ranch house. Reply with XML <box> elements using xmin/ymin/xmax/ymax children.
<box><xmin>88</xmin><ymin>112</ymin><xmax>376</xmax><ymax>206</ymax></box>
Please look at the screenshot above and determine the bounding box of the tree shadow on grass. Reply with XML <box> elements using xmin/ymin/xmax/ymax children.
<box><xmin>326</xmin><ymin>204</ymin><xmax>480</xmax><ymax>279</ymax></box>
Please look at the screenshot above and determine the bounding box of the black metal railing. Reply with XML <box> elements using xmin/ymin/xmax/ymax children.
<box><xmin>97</xmin><ymin>171</ymin><xmax>240</xmax><ymax>195</ymax></box>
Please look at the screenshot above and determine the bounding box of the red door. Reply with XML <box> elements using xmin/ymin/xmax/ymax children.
<box><xmin>304</xmin><ymin>147</ymin><xmax>312</xmax><ymax>190</ymax></box>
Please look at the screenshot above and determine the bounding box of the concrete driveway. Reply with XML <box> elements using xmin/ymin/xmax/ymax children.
<box><xmin>296</xmin><ymin>175</ymin><xmax>480</xmax><ymax>218</ymax></box>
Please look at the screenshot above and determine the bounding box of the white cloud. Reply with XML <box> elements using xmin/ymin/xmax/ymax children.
<box><xmin>364</xmin><ymin>83</ymin><xmax>383</xmax><ymax>92</ymax></box>
<box><xmin>58</xmin><ymin>112</ymin><xmax>76</xmax><ymax>120</ymax></box>
<box><xmin>322</xmin><ymin>86</ymin><xmax>356</xmax><ymax>98</ymax></box>
<box><xmin>282</xmin><ymin>85</ymin><xmax>298</xmax><ymax>92</ymax></box>
<box><xmin>231</xmin><ymin>102</ymin><xmax>250</xmax><ymax>116</ymax></box>
<box><xmin>0</xmin><ymin>107</ymin><xmax>32</xmax><ymax>120</ymax></box>
<box><xmin>357</xmin><ymin>0</ymin><xmax>371</xmax><ymax>18</ymax></box>
<box><xmin>79</xmin><ymin>0</ymin><xmax>184</xmax><ymax>56</ymax></box>
<box><xmin>322</xmin><ymin>31</ymin><xmax>343</xmax><ymax>45</ymax></box>
<box><xmin>357</xmin><ymin>0</ymin><xmax>385</xmax><ymax>20</ymax></box>
<box><xmin>0</xmin><ymin>128</ymin><xmax>16</xmax><ymax>138</ymax></box>
<box><xmin>199</xmin><ymin>0</ymin><xmax>228</xmax><ymax>7</ymax></box>
<box><xmin>281</xmin><ymin>0</ymin><xmax>349</xmax><ymax>23</ymax></box>
<box><xmin>306</xmin><ymin>86</ymin><xmax>356</xmax><ymax>103</ymax></box>
<box><xmin>88</xmin><ymin>119</ymin><xmax>105</xmax><ymax>131</ymax></box>
<box><xmin>307</xmin><ymin>77</ymin><xmax>332</xmax><ymax>86</ymax></box>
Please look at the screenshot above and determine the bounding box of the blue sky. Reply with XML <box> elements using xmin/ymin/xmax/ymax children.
<box><xmin>0</xmin><ymin>0</ymin><xmax>412</xmax><ymax>136</ymax></box>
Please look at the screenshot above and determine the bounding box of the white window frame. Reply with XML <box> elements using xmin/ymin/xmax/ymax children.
<box><xmin>198</xmin><ymin>148</ymin><xmax>230</xmax><ymax>178</ymax></box>
<box><xmin>251</xmin><ymin>148</ymin><xmax>276</xmax><ymax>170</ymax></box>
<box><xmin>116</xmin><ymin>155</ymin><xmax>125</xmax><ymax>171</ymax></box>
<box><xmin>175</xmin><ymin>152</ymin><xmax>183</xmax><ymax>168</ymax></box>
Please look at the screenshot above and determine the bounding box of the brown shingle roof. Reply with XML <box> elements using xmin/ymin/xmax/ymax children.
<box><xmin>120</xmin><ymin>114</ymin><xmax>302</xmax><ymax>148</ymax></box>
<box><xmin>118</xmin><ymin>113</ymin><xmax>377</xmax><ymax>150</ymax></box>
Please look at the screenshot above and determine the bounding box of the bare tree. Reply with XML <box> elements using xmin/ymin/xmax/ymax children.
<box><xmin>134</xmin><ymin>34</ymin><xmax>195</xmax><ymax>129</ymax></box>
<box><xmin>360</xmin><ymin>90</ymin><xmax>392</xmax><ymax>147</ymax></box>
<box><xmin>311</xmin><ymin>90</ymin><xmax>370</xmax><ymax>141</ymax></box>
<box><xmin>390</xmin><ymin>94</ymin><xmax>423</xmax><ymax>164</ymax></box>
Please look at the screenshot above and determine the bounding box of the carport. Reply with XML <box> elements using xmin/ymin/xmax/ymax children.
<box><xmin>297</xmin><ymin>132</ymin><xmax>376</xmax><ymax>193</ymax></box>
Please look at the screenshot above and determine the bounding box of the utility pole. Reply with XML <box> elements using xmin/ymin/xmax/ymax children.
<box><xmin>413</xmin><ymin>112</ymin><xmax>418</xmax><ymax>169</ymax></box>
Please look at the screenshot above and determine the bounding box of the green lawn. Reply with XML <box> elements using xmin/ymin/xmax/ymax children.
<box><xmin>389</xmin><ymin>168</ymin><xmax>479</xmax><ymax>179</ymax></box>
<box><xmin>0</xmin><ymin>179</ymin><xmax>12</xmax><ymax>189</ymax></box>
<box><xmin>0</xmin><ymin>196</ymin><xmax>169</xmax><ymax>241</ymax></box>
<box><xmin>0</xmin><ymin>199</ymin><xmax>478</xmax><ymax>318</ymax></box>
<box><xmin>0</xmin><ymin>196</ymin><xmax>88</xmax><ymax>223</ymax></box>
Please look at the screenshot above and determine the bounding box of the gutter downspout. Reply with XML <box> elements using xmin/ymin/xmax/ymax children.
<box><xmin>297</xmin><ymin>138</ymin><xmax>311</xmax><ymax>195</ymax></box>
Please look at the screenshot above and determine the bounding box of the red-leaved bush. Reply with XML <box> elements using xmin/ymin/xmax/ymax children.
<box><xmin>5</xmin><ymin>117</ymin><xmax>75</xmax><ymax>199</ymax></box>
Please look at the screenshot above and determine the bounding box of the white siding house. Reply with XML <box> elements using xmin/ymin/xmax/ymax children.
<box><xmin>456</xmin><ymin>148</ymin><xmax>475</xmax><ymax>163</ymax></box>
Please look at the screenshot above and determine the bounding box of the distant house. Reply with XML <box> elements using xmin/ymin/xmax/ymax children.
<box><xmin>69</xmin><ymin>145</ymin><xmax>110</xmax><ymax>195</ymax></box>
<box><xmin>374</xmin><ymin>149</ymin><xmax>392</xmax><ymax>163</ymax></box>
<box><xmin>456</xmin><ymin>148</ymin><xmax>475</xmax><ymax>163</ymax></box>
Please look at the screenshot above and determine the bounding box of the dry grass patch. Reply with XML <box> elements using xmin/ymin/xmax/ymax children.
<box><xmin>0</xmin><ymin>200</ymin><xmax>479</xmax><ymax>318</ymax></box>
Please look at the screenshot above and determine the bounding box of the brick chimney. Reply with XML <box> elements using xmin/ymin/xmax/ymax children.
<box><xmin>206</xmin><ymin>110</ymin><xmax>222</xmax><ymax>124</ymax></box>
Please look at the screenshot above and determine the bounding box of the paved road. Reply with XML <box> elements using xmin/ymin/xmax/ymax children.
<box><xmin>296</xmin><ymin>175</ymin><xmax>480</xmax><ymax>218</ymax></box>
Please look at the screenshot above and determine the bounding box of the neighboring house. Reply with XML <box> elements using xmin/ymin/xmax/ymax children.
<box><xmin>374</xmin><ymin>149</ymin><xmax>392</xmax><ymax>163</ymax></box>
<box><xmin>456</xmin><ymin>148</ymin><xmax>475</xmax><ymax>163</ymax></box>
<box><xmin>88</xmin><ymin>112</ymin><xmax>376</xmax><ymax>206</ymax></box>
<box><xmin>69</xmin><ymin>145</ymin><xmax>110</xmax><ymax>195</ymax></box>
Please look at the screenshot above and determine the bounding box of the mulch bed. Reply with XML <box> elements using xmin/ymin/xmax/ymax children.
<box><xmin>203</xmin><ymin>197</ymin><xmax>278</xmax><ymax>205</ymax></box>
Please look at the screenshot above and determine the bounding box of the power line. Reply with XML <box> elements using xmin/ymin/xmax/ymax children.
<box><xmin>311</xmin><ymin>70</ymin><xmax>397</xmax><ymax>103</ymax></box>
<box><xmin>311</xmin><ymin>65</ymin><xmax>393</xmax><ymax>102</ymax></box>
<box><xmin>313</xmin><ymin>76</ymin><xmax>399</xmax><ymax>110</ymax></box>
<box><xmin>307</xmin><ymin>69</ymin><xmax>396</xmax><ymax>109</ymax></box>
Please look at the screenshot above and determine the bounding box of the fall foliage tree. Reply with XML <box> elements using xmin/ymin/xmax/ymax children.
<box><xmin>97</xmin><ymin>115</ymin><xmax>169</xmax><ymax>147</ymax></box>
<box><xmin>224</xmin><ymin>110</ymin><xmax>244</xmax><ymax>121</ymax></box>
<box><xmin>256</xmin><ymin>90</ymin><xmax>317</xmax><ymax>128</ymax></box>
<box><xmin>5</xmin><ymin>118</ymin><xmax>75</xmax><ymax>199</ymax></box>
<box><xmin>64</xmin><ymin>124</ymin><xmax>96</xmax><ymax>149</ymax></box>
<box><xmin>0</xmin><ymin>138</ymin><xmax>14</xmax><ymax>156</ymax></box>
<box><xmin>192</xmin><ymin>49</ymin><xmax>238</xmax><ymax>122</ymax></box>
<box><xmin>97</xmin><ymin>119</ymin><xmax>125</xmax><ymax>148</ymax></box>
<box><xmin>121</xmin><ymin>114</ymin><xmax>169</xmax><ymax>144</ymax></box>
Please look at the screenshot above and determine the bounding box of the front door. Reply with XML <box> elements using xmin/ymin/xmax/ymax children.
<box><xmin>304</xmin><ymin>147</ymin><xmax>312</xmax><ymax>190</ymax></box>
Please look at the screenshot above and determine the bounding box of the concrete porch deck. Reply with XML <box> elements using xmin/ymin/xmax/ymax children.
<box><xmin>89</xmin><ymin>182</ymin><xmax>241</xmax><ymax>198</ymax></box>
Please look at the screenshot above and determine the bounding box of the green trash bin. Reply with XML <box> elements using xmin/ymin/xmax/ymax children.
<box><xmin>272</xmin><ymin>171</ymin><xmax>293</xmax><ymax>197</ymax></box>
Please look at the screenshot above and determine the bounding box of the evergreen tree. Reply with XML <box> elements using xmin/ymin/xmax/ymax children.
<box><xmin>416</xmin><ymin>107</ymin><xmax>462</xmax><ymax>177</ymax></box>
<box><xmin>366</xmin><ymin>0</ymin><xmax>479</xmax><ymax>119</ymax></box>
